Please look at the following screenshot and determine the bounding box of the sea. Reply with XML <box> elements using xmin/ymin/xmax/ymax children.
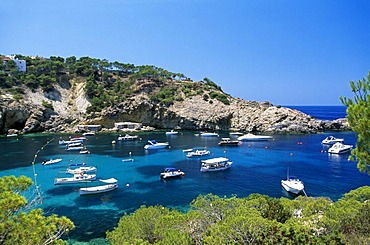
<box><xmin>1</xmin><ymin>105</ymin><xmax>369</xmax><ymax>244</ymax></box>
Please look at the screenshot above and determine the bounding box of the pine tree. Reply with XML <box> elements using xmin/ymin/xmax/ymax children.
<box><xmin>341</xmin><ymin>71</ymin><xmax>370</xmax><ymax>175</ymax></box>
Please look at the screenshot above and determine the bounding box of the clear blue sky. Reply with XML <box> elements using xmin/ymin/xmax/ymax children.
<box><xmin>1</xmin><ymin>0</ymin><xmax>369</xmax><ymax>105</ymax></box>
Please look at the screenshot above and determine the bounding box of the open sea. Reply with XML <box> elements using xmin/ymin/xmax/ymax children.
<box><xmin>1</xmin><ymin>106</ymin><xmax>369</xmax><ymax>244</ymax></box>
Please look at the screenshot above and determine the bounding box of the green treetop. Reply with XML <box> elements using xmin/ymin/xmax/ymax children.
<box><xmin>341</xmin><ymin>71</ymin><xmax>370</xmax><ymax>175</ymax></box>
<box><xmin>0</xmin><ymin>175</ymin><xmax>74</xmax><ymax>244</ymax></box>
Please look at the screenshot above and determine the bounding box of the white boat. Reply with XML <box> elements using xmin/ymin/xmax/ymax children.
<box><xmin>6</xmin><ymin>133</ymin><xmax>18</xmax><ymax>137</ymax></box>
<box><xmin>70</xmin><ymin>136</ymin><xmax>87</xmax><ymax>141</ymax></box>
<box><xmin>200</xmin><ymin>132</ymin><xmax>219</xmax><ymax>137</ymax></box>
<box><xmin>144</xmin><ymin>140</ymin><xmax>169</xmax><ymax>150</ymax></box>
<box><xmin>117</xmin><ymin>134</ymin><xmax>139</xmax><ymax>141</ymax></box>
<box><xmin>79</xmin><ymin>178</ymin><xmax>118</xmax><ymax>195</ymax></box>
<box><xmin>281</xmin><ymin>169</ymin><xmax>304</xmax><ymax>194</ymax></box>
<box><xmin>79</xmin><ymin>148</ymin><xmax>91</xmax><ymax>154</ymax></box>
<box><xmin>165</xmin><ymin>130</ymin><xmax>178</xmax><ymax>135</ymax></box>
<box><xmin>65</xmin><ymin>146</ymin><xmax>84</xmax><ymax>151</ymax></box>
<box><xmin>42</xmin><ymin>158</ymin><xmax>62</xmax><ymax>165</ymax></box>
<box><xmin>83</xmin><ymin>131</ymin><xmax>96</xmax><ymax>136</ymax></box>
<box><xmin>160</xmin><ymin>167</ymin><xmax>185</xmax><ymax>179</ymax></box>
<box><xmin>200</xmin><ymin>157</ymin><xmax>233</xmax><ymax>172</ymax></box>
<box><xmin>54</xmin><ymin>173</ymin><xmax>96</xmax><ymax>185</ymax></box>
<box><xmin>321</xmin><ymin>136</ymin><xmax>344</xmax><ymax>145</ymax></box>
<box><xmin>229</xmin><ymin>132</ymin><xmax>243</xmax><ymax>136</ymax></box>
<box><xmin>328</xmin><ymin>142</ymin><xmax>353</xmax><ymax>154</ymax></box>
<box><xmin>237</xmin><ymin>133</ymin><xmax>273</xmax><ymax>141</ymax></box>
<box><xmin>182</xmin><ymin>148</ymin><xmax>194</xmax><ymax>152</ymax></box>
<box><xmin>218</xmin><ymin>138</ymin><xmax>240</xmax><ymax>146</ymax></box>
<box><xmin>67</xmin><ymin>142</ymin><xmax>84</xmax><ymax>147</ymax></box>
<box><xmin>59</xmin><ymin>139</ymin><xmax>84</xmax><ymax>145</ymax></box>
<box><xmin>66</xmin><ymin>166</ymin><xmax>97</xmax><ymax>175</ymax></box>
<box><xmin>186</xmin><ymin>149</ymin><xmax>210</xmax><ymax>158</ymax></box>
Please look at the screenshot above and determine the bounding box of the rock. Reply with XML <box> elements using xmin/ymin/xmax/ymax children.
<box><xmin>0</xmin><ymin>80</ymin><xmax>351</xmax><ymax>135</ymax></box>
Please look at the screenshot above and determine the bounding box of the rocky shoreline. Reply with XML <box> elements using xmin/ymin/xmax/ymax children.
<box><xmin>0</xmin><ymin>91</ymin><xmax>350</xmax><ymax>136</ymax></box>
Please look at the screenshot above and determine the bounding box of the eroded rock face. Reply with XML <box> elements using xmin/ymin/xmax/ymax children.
<box><xmin>0</xmin><ymin>108</ymin><xmax>30</xmax><ymax>133</ymax></box>
<box><xmin>0</xmin><ymin>86</ymin><xmax>350</xmax><ymax>134</ymax></box>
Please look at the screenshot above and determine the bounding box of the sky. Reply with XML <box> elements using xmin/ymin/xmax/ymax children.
<box><xmin>1</xmin><ymin>0</ymin><xmax>369</xmax><ymax>105</ymax></box>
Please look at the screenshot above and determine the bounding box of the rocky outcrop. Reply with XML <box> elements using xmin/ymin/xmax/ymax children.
<box><xmin>0</xmin><ymin>84</ymin><xmax>350</xmax><ymax>135</ymax></box>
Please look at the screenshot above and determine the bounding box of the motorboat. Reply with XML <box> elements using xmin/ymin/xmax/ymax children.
<box><xmin>160</xmin><ymin>167</ymin><xmax>185</xmax><ymax>179</ymax></box>
<box><xmin>182</xmin><ymin>148</ymin><xmax>193</xmax><ymax>152</ymax></box>
<box><xmin>200</xmin><ymin>157</ymin><xmax>233</xmax><ymax>172</ymax></box>
<box><xmin>144</xmin><ymin>140</ymin><xmax>169</xmax><ymax>150</ymax></box>
<box><xmin>54</xmin><ymin>173</ymin><xmax>96</xmax><ymax>185</ymax></box>
<box><xmin>281</xmin><ymin>169</ymin><xmax>304</xmax><ymax>194</ymax></box>
<box><xmin>328</xmin><ymin>142</ymin><xmax>353</xmax><ymax>154</ymax></box>
<box><xmin>82</xmin><ymin>131</ymin><xmax>96</xmax><ymax>136</ymax></box>
<box><xmin>321</xmin><ymin>136</ymin><xmax>344</xmax><ymax>145</ymax></box>
<box><xmin>65</xmin><ymin>145</ymin><xmax>84</xmax><ymax>151</ymax></box>
<box><xmin>42</xmin><ymin>158</ymin><xmax>62</xmax><ymax>165</ymax></box>
<box><xmin>67</xmin><ymin>142</ymin><xmax>84</xmax><ymax>148</ymax></box>
<box><xmin>229</xmin><ymin>132</ymin><xmax>243</xmax><ymax>136</ymax></box>
<box><xmin>200</xmin><ymin>132</ymin><xmax>219</xmax><ymax>137</ymax></box>
<box><xmin>6</xmin><ymin>133</ymin><xmax>18</xmax><ymax>137</ymax></box>
<box><xmin>218</xmin><ymin>138</ymin><xmax>240</xmax><ymax>146</ymax></box>
<box><xmin>70</xmin><ymin>136</ymin><xmax>87</xmax><ymax>141</ymax></box>
<box><xmin>237</xmin><ymin>133</ymin><xmax>273</xmax><ymax>141</ymax></box>
<box><xmin>79</xmin><ymin>148</ymin><xmax>91</xmax><ymax>154</ymax></box>
<box><xmin>165</xmin><ymin>130</ymin><xmax>178</xmax><ymax>135</ymax></box>
<box><xmin>186</xmin><ymin>149</ymin><xmax>210</xmax><ymax>158</ymax></box>
<box><xmin>117</xmin><ymin>134</ymin><xmax>139</xmax><ymax>141</ymax></box>
<box><xmin>79</xmin><ymin>178</ymin><xmax>118</xmax><ymax>195</ymax></box>
<box><xmin>66</xmin><ymin>165</ymin><xmax>97</xmax><ymax>175</ymax></box>
<box><xmin>59</xmin><ymin>139</ymin><xmax>84</xmax><ymax>145</ymax></box>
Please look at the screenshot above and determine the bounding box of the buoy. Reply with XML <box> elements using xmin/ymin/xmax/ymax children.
<box><xmin>290</xmin><ymin>153</ymin><xmax>293</xmax><ymax>156</ymax></box>
<box><xmin>126</xmin><ymin>183</ymin><xmax>130</xmax><ymax>188</ymax></box>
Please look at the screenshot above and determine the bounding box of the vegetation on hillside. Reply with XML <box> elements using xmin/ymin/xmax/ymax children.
<box><xmin>341</xmin><ymin>71</ymin><xmax>370</xmax><ymax>175</ymax></box>
<box><xmin>0</xmin><ymin>175</ymin><xmax>74</xmax><ymax>244</ymax></box>
<box><xmin>107</xmin><ymin>188</ymin><xmax>370</xmax><ymax>244</ymax></box>
<box><xmin>0</xmin><ymin>55</ymin><xmax>231</xmax><ymax>112</ymax></box>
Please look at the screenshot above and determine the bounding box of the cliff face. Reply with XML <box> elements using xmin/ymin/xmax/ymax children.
<box><xmin>0</xmin><ymin>80</ymin><xmax>349</xmax><ymax>135</ymax></box>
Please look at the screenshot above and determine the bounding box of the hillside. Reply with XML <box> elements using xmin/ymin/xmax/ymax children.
<box><xmin>0</xmin><ymin>55</ymin><xmax>349</xmax><ymax>134</ymax></box>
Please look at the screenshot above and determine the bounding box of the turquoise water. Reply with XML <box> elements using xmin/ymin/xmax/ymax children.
<box><xmin>0</xmin><ymin>107</ymin><xmax>368</xmax><ymax>243</ymax></box>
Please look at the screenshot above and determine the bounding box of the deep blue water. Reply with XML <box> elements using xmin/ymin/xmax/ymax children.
<box><xmin>0</xmin><ymin>107</ymin><xmax>368</xmax><ymax>243</ymax></box>
<box><xmin>286</xmin><ymin>105</ymin><xmax>347</xmax><ymax>120</ymax></box>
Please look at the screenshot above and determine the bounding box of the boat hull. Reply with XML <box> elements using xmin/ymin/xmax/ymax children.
<box><xmin>200</xmin><ymin>164</ymin><xmax>232</xmax><ymax>172</ymax></box>
<box><xmin>237</xmin><ymin>135</ymin><xmax>272</xmax><ymax>141</ymax></box>
<box><xmin>160</xmin><ymin>172</ymin><xmax>185</xmax><ymax>179</ymax></box>
<box><xmin>42</xmin><ymin>158</ymin><xmax>62</xmax><ymax>165</ymax></box>
<box><xmin>144</xmin><ymin>143</ymin><xmax>168</xmax><ymax>150</ymax></box>
<box><xmin>54</xmin><ymin>174</ymin><xmax>96</xmax><ymax>185</ymax></box>
<box><xmin>79</xmin><ymin>184</ymin><xmax>118</xmax><ymax>195</ymax></box>
<box><xmin>281</xmin><ymin>180</ymin><xmax>304</xmax><ymax>194</ymax></box>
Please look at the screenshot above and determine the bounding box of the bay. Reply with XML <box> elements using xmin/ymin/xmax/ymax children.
<box><xmin>0</xmin><ymin>106</ymin><xmax>368</xmax><ymax>243</ymax></box>
<box><xmin>286</xmin><ymin>105</ymin><xmax>347</xmax><ymax>120</ymax></box>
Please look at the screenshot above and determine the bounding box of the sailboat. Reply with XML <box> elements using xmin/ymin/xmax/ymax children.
<box><xmin>281</xmin><ymin>168</ymin><xmax>304</xmax><ymax>194</ymax></box>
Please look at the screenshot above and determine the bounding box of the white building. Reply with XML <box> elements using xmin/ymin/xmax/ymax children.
<box><xmin>114</xmin><ymin>122</ymin><xmax>142</xmax><ymax>131</ymax></box>
<box><xmin>1</xmin><ymin>55</ymin><xmax>26</xmax><ymax>72</ymax></box>
<box><xmin>13</xmin><ymin>59</ymin><xmax>26</xmax><ymax>72</ymax></box>
<box><xmin>77</xmin><ymin>125</ymin><xmax>102</xmax><ymax>132</ymax></box>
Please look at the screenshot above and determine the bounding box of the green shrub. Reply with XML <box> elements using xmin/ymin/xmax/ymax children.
<box><xmin>42</xmin><ymin>100</ymin><xmax>53</xmax><ymax>109</ymax></box>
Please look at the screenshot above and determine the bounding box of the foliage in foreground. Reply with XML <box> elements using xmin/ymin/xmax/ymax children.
<box><xmin>0</xmin><ymin>175</ymin><xmax>74</xmax><ymax>245</ymax></box>
<box><xmin>107</xmin><ymin>187</ymin><xmax>370</xmax><ymax>245</ymax></box>
<box><xmin>341</xmin><ymin>71</ymin><xmax>370</xmax><ymax>175</ymax></box>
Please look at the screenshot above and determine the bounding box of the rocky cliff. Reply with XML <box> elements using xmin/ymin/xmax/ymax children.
<box><xmin>0</xmin><ymin>81</ymin><xmax>349</xmax><ymax>135</ymax></box>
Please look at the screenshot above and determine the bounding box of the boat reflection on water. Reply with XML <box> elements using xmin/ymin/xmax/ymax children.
<box><xmin>328</xmin><ymin>153</ymin><xmax>343</xmax><ymax>163</ymax></box>
<box><xmin>281</xmin><ymin>187</ymin><xmax>305</xmax><ymax>199</ymax></box>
